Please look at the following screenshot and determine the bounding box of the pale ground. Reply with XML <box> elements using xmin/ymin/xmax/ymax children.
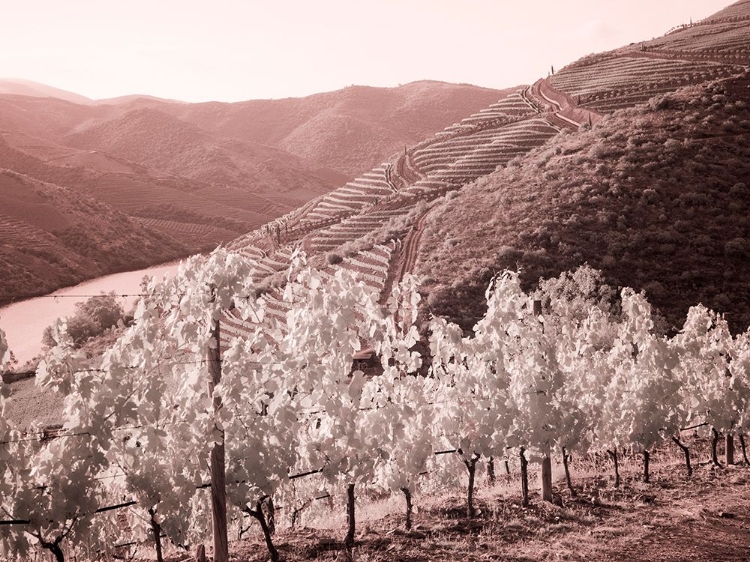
<box><xmin>143</xmin><ymin>440</ymin><xmax>750</xmax><ymax>562</ymax></box>
<box><xmin>3</xmin><ymin>376</ymin><xmax>63</xmax><ymax>430</ymax></box>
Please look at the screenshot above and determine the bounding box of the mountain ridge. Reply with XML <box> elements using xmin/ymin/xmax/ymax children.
<box><xmin>0</xmin><ymin>80</ymin><xmax>510</xmax><ymax>304</ymax></box>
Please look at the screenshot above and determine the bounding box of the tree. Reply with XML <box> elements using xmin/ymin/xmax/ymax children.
<box><xmin>605</xmin><ymin>290</ymin><xmax>681</xmax><ymax>483</ymax></box>
<box><xmin>1</xmin><ymin>327</ymin><xmax>118</xmax><ymax>562</ymax></box>
<box><xmin>43</xmin><ymin>293</ymin><xmax>126</xmax><ymax>349</ymax></box>
<box><xmin>533</xmin><ymin>268</ymin><xmax>620</xmax><ymax>493</ymax></box>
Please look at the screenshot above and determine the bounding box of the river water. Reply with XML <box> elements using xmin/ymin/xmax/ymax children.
<box><xmin>0</xmin><ymin>262</ymin><xmax>180</xmax><ymax>367</ymax></box>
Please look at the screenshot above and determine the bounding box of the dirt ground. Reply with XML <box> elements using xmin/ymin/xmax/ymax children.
<box><xmin>214</xmin><ymin>446</ymin><xmax>750</xmax><ymax>562</ymax></box>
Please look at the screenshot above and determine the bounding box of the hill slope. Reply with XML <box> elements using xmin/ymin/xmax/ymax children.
<box><xmin>418</xmin><ymin>73</ymin><xmax>750</xmax><ymax>332</ymax></box>
<box><xmin>153</xmin><ymin>81</ymin><xmax>515</xmax><ymax>177</ymax></box>
<box><xmin>219</xmin><ymin>0</ymin><xmax>750</xmax><ymax>338</ymax></box>
<box><xmin>0</xmin><ymin>81</ymin><xmax>506</xmax><ymax>302</ymax></box>
<box><xmin>0</xmin><ymin>79</ymin><xmax>93</xmax><ymax>105</ymax></box>
<box><xmin>0</xmin><ymin>169</ymin><xmax>187</xmax><ymax>301</ymax></box>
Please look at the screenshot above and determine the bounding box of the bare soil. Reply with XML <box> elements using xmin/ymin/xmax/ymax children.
<box><xmin>216</xmin><ymin>452</ymin><xmax>750</xmax><ymax>562</ymax></box>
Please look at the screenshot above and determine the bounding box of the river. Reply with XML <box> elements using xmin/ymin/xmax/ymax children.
<box><xmin>0</xmin><ymin>262</ymin><xmax>181</xmax><ymax>367</ymax></box>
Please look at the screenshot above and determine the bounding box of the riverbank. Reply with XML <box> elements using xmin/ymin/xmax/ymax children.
<box><xmin>0</xmin><ymin>261</ymin><xmax>181</xmax><ymax>367</ymax></box>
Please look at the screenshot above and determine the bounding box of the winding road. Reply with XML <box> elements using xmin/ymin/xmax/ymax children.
<box><xmin>379</xmin><ymin>206</ymin><xmax>434</xmax><ymax>304</ymax></box>
<box><xmin>528</xmin><ymin>77</ymin><xmax>605</xmax><ymax>130</ymax></box>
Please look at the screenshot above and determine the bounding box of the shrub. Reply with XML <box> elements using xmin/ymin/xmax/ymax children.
<box><xmin>327</xmin><ymin>253</ymin><xmax>343</xmax><ymax>265</ymax></box>
<box><xmin>43</xmin><ymin>292</ymin><xmax>126</xmax><ymax>349</ymax></box>
<box><xmin>724</xmin><ymin>238</ymin><xmax>748</xmax><ymax>258</ymax></box>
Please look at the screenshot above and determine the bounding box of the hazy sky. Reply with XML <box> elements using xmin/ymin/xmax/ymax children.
<box><xmin>0</xmin><ymin>0</ymin><xmax>733</xmax><ymax>102</ymax></box>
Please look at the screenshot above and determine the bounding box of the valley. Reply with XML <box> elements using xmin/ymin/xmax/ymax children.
<box><xmin>0</xmin><ymin>80</ymin><xmax>506</xmax><ymax>305</ymax></box>
<box><xmin>2</xmin><ymin>2</ymin><xmax>750</xmax><ymax>562</ymax></box>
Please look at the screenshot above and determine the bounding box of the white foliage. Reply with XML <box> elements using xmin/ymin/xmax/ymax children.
<box><xmin>4</xmin><ymin>251</ymin><xmax>750</xmax><ymax>559</ymax></box>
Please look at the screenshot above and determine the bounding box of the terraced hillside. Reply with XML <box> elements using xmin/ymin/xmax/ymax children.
<box><xmin>0</xmin><ymin>82</ymin><xmax>506</xmax><ymax>302</ymax></box>
<box><xmin>150</xmin><ymin>81</ymin><xmax>515</xmax><ymax>178</ymax></box>
<box><xmin>0</xmin><ymin>170</ymin><xmax>187</xmax><ymax>303</ymax></box>
<box><xmin>223</xmin><ymin>0</ymin><xmax>750</xmax><ymax>339</ymax></box>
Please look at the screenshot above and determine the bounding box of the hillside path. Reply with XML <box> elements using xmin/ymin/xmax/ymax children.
<box><xmin>529</xmin><ymin>78</ymin><xmax>605</xmax><ymax>130</ymax></box>
<box><xmin>380</xmin><ymin>206</ymin><xmax>434</xmax><ymax>304</ymax></box>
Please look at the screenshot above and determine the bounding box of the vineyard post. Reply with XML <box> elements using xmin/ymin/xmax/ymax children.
<box><xmin>520</xmin><ymin>447</ymin><xmax>529</xmax><ymax>507</ymax></box>
<box><xmin>206</xmin><ymin>302</ymin><xmax>228</xmax><ymax>562</ymax></box>
<box><xmin>533</xmin><ymin>300</ymin><xmax>553</xmax><ymax>503</ymax></box>
<box><xmin>710</xmin><ymin>427</ymin><xmax>722</xmax><ymax>467</ymax></box>
<box><xmin>345</xmin><ymin>483</ymin><xmax>356</xmax><ymax>561</ymax></box>
<box><xmin>726</xmin><ymin>434</ymin><xmax>734</xmax><ymax>465</ymax></box>
<box><xmin>541</xmin><ymin>443</ymin><xmax>553</xmax><ymax>502</ymax></box>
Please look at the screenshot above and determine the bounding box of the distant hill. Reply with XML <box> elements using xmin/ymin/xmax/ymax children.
<box><xmin>62</xmin><ymin>106</ymin><xmax>341</xmax><ymax>193</ymax></box>
<box><xmin>0</xmin><ymin>79</ymin><xmax>93</xmax><ymax>105</ymax></box>
<box><xmin>0</xmin><ymin>169</ymin><xmax>188</xmax><ymax>301</ymax></box>
<box><xmin>148</xmin><ymin>81</ymin><xmax>517</xmax><ymax>177</ymax></box>
<box><xmin>0</xmin><ymin>80</ymin><xmax>507</xmax><ymax>303</ymax></box>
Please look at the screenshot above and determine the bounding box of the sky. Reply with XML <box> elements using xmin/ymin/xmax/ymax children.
<box><xmin>0</xmin><ymin>0</ymin><xmax>733</xmax><ymax>103</ymax></box>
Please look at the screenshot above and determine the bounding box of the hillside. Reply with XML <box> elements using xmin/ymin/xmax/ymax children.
<box><xmin>62</xmin><ymin>107</ymin><xmax>340</xmax><ymax>192</ymax></box>
<box><xmin>0</xmin><ymin>169</ymin><xmax>187</xmax><ymax>301</ymax></box>
<box><xmin>0</xmin><ymin>79</ymin><xmax>93</xmax><ymax>105</ymax></box>
<box><xmin>214</xmin><ymin>0</ymin><xmax>750</xmax><ymax>342</ymax></box>
<box><xmin>153</xmin><ymin>81</ymin><xmax>515</xmax><ymax>177</ymax></box>
<box><xmin>418</xmin><ymin>73</ymin><xmax>750</xmax><ymax>332</ymax></box>
<box><xmin>0</xmin><ymin>81</ymin><xmax>506</xmax><ymax>302</ymax></box>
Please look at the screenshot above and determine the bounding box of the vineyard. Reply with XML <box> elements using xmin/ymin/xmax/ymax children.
<box><xmin>4</xmin><ymin>2</ymin><xmax>750</xmax><ymax>561</ymax></box>
<box><xmin>2</xmin><ymin>251</ymin><xmax>750</xmax><ymax>562</ymax></box>
<box><xmin>648</xmin><ymin>8</ymin><xmax>750</xmax><ymax>56</ymax></box>
<box><xmin>550</xmin><ymin>56</ymin><xmax>740</xmax><ymax>112</ymax></box>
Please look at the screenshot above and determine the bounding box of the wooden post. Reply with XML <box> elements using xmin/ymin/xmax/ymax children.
<box><xmin>534</xmin><ymin>300</ymin><xmax>552</xmax><ymax>502</ymax></box>
<box><xmin>207</xmin><ymin>310</ymin><xmax>228</xmax><ymax>562</ymax></box>
<box><xmin>520</xmin><ymin>447</ymin><xmax>529</xmax><ymax>507</ymax></box>
<box><xmin>345</xmin><ymin>484</ymin><xmax>356</xmax><ymax>561</ymax></box>
<box><xmin>726</xmin><ymin>434</ymin><xmax>735</xmax><ymax>465</ymax></box>
<box><xmin>541</xmin><ymin>448</ymin><xmax>553</xmax><ymax>502</ymax></box>
<box><xmin>607</xmin><ymin>449</ymin><xmax>620</xmax><ymax>488</ymax></box>
<box><xmin>533</xmin><ymin>299</ymin><xmax>542</xmax><ymax>318</ymax></box>
<box><xmin>464</xmin><ymin>456</ymin><xmax>478</xmax><ymax>518</ymax></box>
<box><xmin>711</xmin><ymin>427</ymin><xmax>722</xmax><ymax>467</ymax></box>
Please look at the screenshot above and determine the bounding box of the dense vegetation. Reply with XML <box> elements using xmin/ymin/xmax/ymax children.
<box><xmin>419</xmin><ymin>72</ymin><xmax>750</xmax><ymax>333</ymax></box>
<box><xmin>0</xmin><ymin>171</ymin><xmax>187</xmax><ymax>306</ymax></box>
<box><xmin>3</xmin><ymin>250</ymin><xmax>750</xmax><ymax>562</ymax></box>
<box><xmin>42</xmin><ymin>293</ymin><xmax>130</xmax><ymax>350</ymax></box>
